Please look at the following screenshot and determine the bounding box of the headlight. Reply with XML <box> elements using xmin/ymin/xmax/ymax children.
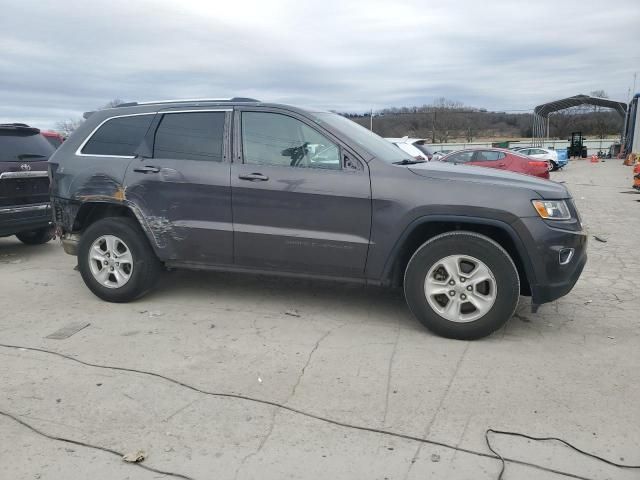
<box><xmin>532</xmin><ymin>200</ymin><xmax>571</xmax><ymax>220</ymax></box>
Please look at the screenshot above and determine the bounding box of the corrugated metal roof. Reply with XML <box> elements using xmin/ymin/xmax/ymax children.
<box><xmin>534</xmin><ymin>94</ymin><xmax>627</xmax><ymax>117</ymax></box>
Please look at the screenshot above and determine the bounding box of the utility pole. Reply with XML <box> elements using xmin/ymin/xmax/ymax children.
<box><xmin>432</xmin><ymin>110</ymin><xmax>436</xmax><ymax>143</ymax></box>
<box><xmin>370</xmin><ymin>109</ymin><xmax>373</xmax><ymax>132</ymax></box>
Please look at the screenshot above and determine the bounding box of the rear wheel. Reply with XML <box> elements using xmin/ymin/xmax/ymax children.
<box><xmin>16</xmin><ymin>227</ymin><xmax>54</xmax><ymax>245</ymax></box>
<box><xmin>404</xmin><ymin>232</ymin><xmax>520</xmax><ymax>340</ymax></box>
<box><xmin>78</xmin><ymin>217</ymin><xmax>162</xmax><ymax>302</ymax></box>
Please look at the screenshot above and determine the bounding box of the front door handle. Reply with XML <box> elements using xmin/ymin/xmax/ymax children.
<box><xmin>133</xmin><ymin>166</ymin><xmax>161</xmax><ymax>174</ymax></box>
<box><xmin>498</xmin><ymin>163</ymin><xmax>506</xmax><ymax>167</ymax></box>
<box><xmin>238</xmin><ymin>173</ymin><xmax>269</xmax><ymax>181</ymax></box>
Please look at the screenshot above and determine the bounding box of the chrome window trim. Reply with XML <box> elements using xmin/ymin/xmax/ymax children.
<box><xmin>75</xmin><ymin>110</ymin><xmax>232</xmax><ymax>158</ymax></box>
<box><xmin>75</xmin><ymin>112</ymin><xmax>157</xmax><ymax>158</ymax></box>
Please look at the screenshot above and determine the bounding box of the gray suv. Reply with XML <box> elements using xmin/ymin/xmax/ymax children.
<box><xmin>49</xmin><ymin>98</ymin><xmax>587</xmax><ymax>339</ymax></box>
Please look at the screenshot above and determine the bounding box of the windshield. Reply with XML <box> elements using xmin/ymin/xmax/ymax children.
<box><xmin>0</xmin><ymin>131</ymin><xmax>55</xmax><ymax>162</ymax></box>
<box><xmin>314</xmin><ymin>113</ymin><xmax>407</xmax><ymax>163</ymax></box>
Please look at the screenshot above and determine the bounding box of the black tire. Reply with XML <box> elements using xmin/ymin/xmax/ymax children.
<box><xmin>16</xmin><ymin>227</ymin><xmax>54</xmax><ymax>245</ymax></box>
<box><xmin>404</xmin><ymin>231</ymin><xmax>519</xmax><ymax>340</ymax></box>
<box><xmin>549</xmin><ymin>160</ymin><xmax>558</xmax><ymax>171</ymax></box>
<box><xmin>78</xmin><ymin>217</ymin><xmax>162</xmax><ymax>302</ymax></box>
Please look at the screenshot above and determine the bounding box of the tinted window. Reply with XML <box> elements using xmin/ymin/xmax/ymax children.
<box><xmin>82</xmin><ymin>115</ymin><xmax>153</xmax><ymax>156</ymax></box>
<box><xmin>154</xmin><ymin>112</ymin><xmax>225</xmax><ymax>162</ymax></box>
<box><xmin>474</xmin><ymin>151</ymin><xmax>504</xmax><ymax>161</ymax></box>
<box><xmin>242</xmin><ymin>112</ymin><xmax>340</xmax><ymax>169</ymax></box>
<box><xmin>0</xmin><ymin>130</ymin><xmax>55</xmax><ymax>162</ymax></box>
<box><xmin>445</xmin><ymin>151</ymin><xmax>474</xmax><ymax>163</ymax></box>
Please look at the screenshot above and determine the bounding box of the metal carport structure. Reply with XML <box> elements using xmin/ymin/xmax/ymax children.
<box><xmin>532</xmin><ymin>94</ymin><xmax>627</xmax><ymax>146</ymax></box>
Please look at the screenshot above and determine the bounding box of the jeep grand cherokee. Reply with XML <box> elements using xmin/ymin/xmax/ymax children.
<box><xmin>49</xmin><ymin>99</ymin><xmax>587</xmax><ymax>339</ymax></box>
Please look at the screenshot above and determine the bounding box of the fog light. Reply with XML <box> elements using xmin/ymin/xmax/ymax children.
<box><xmin>559</xmin><ymin>248</ymin><xmax>574</xmax><ymax>265</ymax></box>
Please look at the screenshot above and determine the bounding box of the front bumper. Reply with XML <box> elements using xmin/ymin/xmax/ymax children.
<box><xmin>517</xmin><ymin>217</ymin><xmax>588</xmax><ymax>304</ymax></box>
<box><xmin>0</xmin><ymin>203</ymin><xmax>51</xmax><ymax>237</ymax></box>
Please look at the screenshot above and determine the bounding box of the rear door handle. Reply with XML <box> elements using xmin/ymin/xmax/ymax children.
<box><xmin>133</xmin><ymin>166</ymin><xmax>160</xmax><ymax>174</ymax></box>
<box><xmin>238</xmin><ymin>173</ymin><xmax>269</xmax><ymax>181</ymax></box>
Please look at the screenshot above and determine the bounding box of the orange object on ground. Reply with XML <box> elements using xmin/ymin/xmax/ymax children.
<box><xmin>590</xmin><ymin>155</ymin><xmax>599</xmax><ymax>163</ymax></box>
<box><xmin>633</xmin><ymin>163</ymin><xmax>640</xmax><ymax>191</ymax></box>
<box><xmin>625</xmin><ymin>153</ymin><xmax>637</xmax><ymax>166</ymax></box>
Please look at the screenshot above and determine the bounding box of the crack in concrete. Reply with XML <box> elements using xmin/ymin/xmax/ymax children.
<box><xmin>381</xmin><ymin>318</ymin><xmax>401</xmax><ymax>427</ymax></box>
<box><xmin>233</xmin><ymin>328</ymin><xmax>332</xmax><ymax>479</ymax></box>
<box><xmin>290</xmin><ymin>330</ymin><xmax>331</xmax><ymax>399</ymax></box>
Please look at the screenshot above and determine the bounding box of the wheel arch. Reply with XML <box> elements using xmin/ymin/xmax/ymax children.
<box><xmin>69</xmin><ymin>201</ymin><xmax>163</xmax><ymax>257</ymax></box>
<box><xmin>383</xmin><ymin>215</ymin><xmax>535</xmax><ymax>296</ymax></box>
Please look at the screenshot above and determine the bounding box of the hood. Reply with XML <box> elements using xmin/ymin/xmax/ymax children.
<box><xmin>407</xmin><ymin>161</ymin><xmax>570</xmax><ymax>199</ymax></box>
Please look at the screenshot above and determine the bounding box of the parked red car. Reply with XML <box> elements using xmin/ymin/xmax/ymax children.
<box><xmin>41</xmin><ymin>130</ymin><xmax>65</xmax><ymax>149</ymax></box>
<box><xmin>437</xmin><ymin>148</ymin><xmax>550</xmax><ymax>179</ymax></box>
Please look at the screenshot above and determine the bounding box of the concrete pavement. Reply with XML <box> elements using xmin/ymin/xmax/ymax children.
<box><xmin>1</xmin><ymin>159</ymin><xmax>639</xmax><ymax>480</ymax></box>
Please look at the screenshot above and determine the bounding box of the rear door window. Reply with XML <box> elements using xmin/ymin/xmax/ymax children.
<box><xmin>153</xmin><ymin>112</ymin><xmax>226</xmax><ymax>162</ymax></box>
<box><xmin>81</xmin><ymin>114</ymin><xmax>154</xmax><ymax>157</ymax></box>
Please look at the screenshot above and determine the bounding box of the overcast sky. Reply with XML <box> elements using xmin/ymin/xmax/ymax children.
<box><xmin>1</xmin><ymin>0</ymin><xmax>639</xmax><ymax>129</ymax></box>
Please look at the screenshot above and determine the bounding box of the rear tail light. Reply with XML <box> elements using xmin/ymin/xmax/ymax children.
<box><xmin>528</xmin><ymin>161</ymin><xmax>548</xmax><ymax>168</ymax></box>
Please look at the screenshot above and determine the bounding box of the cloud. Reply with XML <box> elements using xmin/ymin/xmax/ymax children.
<box><xmin>0</xmin><ymin>0</ymin><xmax>638</xmax><ymax>129</ymax></box>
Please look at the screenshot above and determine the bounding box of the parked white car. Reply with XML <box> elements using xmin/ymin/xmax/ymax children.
<box><xmin>385</xmin><ymin>137</ymin><xmax>433</xmax><ymax>160</ymax></box>
<box><xmin>518</xmin><ymin>147</ymin><xmax>560</xmax><ymax>170</ymax></box>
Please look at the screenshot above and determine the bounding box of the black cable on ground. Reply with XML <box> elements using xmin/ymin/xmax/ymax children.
<box><xmin>0</xmin><ymin>410</ymin><xmax>195</xmax><ymax>480</ymax></box>
<box><xmin>486</xmin><ymin>428</ymin><xmax>640</xmax><ymax>480</ymax></box>
<box><xmin>2</xmin><ymin>343</ymin><xmax>638</xmax><ymax>480</ymax></box>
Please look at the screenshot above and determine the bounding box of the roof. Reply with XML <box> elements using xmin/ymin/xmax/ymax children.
<box><xmin>534</xmin><ymin>94</ymin><xmax>627</xmax><ymax>117</ymax></box>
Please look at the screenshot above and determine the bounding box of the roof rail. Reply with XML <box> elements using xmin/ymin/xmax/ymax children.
<box><xmin>117</xmin><ymin>97</ymin><xmax>260</xmax><ymax>107</ymax></box>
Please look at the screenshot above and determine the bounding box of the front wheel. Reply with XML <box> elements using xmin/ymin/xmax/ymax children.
<box><xmin>549</xmin><ymin>160</ymin><xmax>558</xmax><ymax>171</ymax></box>
<box><xmin>78</xmin><ymin>217</ymin><xmax>162</xmax><ymax>302</ymax></box>
<box><xmin>404</xmin><ymin>232</ymin><xmax>520</xmax><ymax>340</ymax></box>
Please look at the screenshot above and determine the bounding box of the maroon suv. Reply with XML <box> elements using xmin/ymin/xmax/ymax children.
<box><xmin>0</xmin><ymin>123</ymin><xmax>55</xmax><ymax>244</ymax></box>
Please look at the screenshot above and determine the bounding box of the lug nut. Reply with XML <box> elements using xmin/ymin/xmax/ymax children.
<box><xmin>110</xmin><ymin>267</ymin><xmax>114</xmax><ymax>271</ymax></box>
<box><xmin>460</xmin><ymin>277</ymin><xmax>466</xmax><ymax>282</ymax></box>
<box><xmin>449</xmin><ymin>290</ymin><xmax>456</xmax><ymax>296</ymax></box>
<box><xmin>467</xmin><ymin>285</ymin><xmax>473</xmax><ymax>291</ymax></box>
<box><xmin>449</xmin><ymin>280</ymin><xmax>455</xmax><ymax>286</ymax></box>
<box><xmin>115</xmin><ymin>262</ymin><xmax>119</xmax><ymax>266</ymax></box>
<box><xmin>103</xmin><ymin>260</ymin><xmax>108</xmax><ymax>265</ymax></box>
<box><xmin>460</xmin><ymin>294</ymin><xmax>467</xmax><ymax>300</ymax></box>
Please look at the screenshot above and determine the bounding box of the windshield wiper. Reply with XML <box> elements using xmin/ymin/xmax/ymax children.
<box><xmin>392</xmin><ymin>158</ymin><xmax>427</xmax><ymax>165</ymax></box>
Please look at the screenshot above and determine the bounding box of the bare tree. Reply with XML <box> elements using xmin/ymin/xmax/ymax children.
<box><xmin>102</xmin><ymin>98</ymin><xmax>126</xmax><ymax>108</ymax></box>
<box><xmin>54</xmin><ymin>98</ymin><xmax>126</xmax><ymax>136</ymax></box>
<box><xmin>55</xmin><ymin>118</ymin><xmax>84</xmax><ymax>136</ymax></box>
<box><xmin>590</xmin><ymin>90</ymin><xmax>608</xmax><ymax>99</ymax></box>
